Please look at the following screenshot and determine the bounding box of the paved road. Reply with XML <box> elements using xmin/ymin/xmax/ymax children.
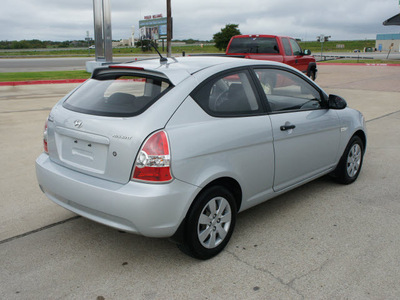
<box><xmin>0</xmin><ymin>56</ymin><xmax>145</xmax><ymax>73</ymax></box>
<box><xmin>1</xmin><ymin>52</ymin><xmax>399</xmax><ymax>73</ymax></box>
<box><xmin>1</xmin><ymin>65</ymin><xmax>400</xmax><ymax>299</ymax></box>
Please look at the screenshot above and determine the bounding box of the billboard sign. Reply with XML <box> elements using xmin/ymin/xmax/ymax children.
<box><xmin>139</xmin><ymin>16</ymin><xmax>168</xmax><ymax>39</ymax></box>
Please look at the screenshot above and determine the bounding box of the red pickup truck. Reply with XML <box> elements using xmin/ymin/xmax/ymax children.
<box><xmin>226</xmin><ymin>34</ymin><xmax>317</xmax><ymax>80</ymax></box>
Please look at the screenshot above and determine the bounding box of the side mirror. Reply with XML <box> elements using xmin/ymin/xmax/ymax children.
<box><xmin>303</xmin><ymin>49</ymin><xmax>311</xmax><ymax>55</ymax></box>
<box><xmin>328</xmin><ymin>94</ymin><xmax>347</xmax><ymax>109</ymax></box>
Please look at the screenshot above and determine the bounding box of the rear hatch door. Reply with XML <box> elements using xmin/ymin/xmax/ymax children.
<box><xmin>46</xmin><ymin>69</ymin><xmax>176</xmax><ymax>184</ymax></box>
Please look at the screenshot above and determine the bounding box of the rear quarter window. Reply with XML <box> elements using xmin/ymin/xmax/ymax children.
<box><xmin>191</xmin><ymin>69</ymin><xmax>262</xmax><ymax>117</ymax></box>
<box><xmin>63</xmin><ymin>73</ymin><xmax>172</xmax><ymax>117</ymax></box>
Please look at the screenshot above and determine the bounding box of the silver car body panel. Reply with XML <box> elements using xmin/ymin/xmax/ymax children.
<box><xmin>269</xmin><ymin>109</ymin><xmax>341</xmax><ymax>191</ymax></box>
<box><xmin>36</xmin><ymin>153</ymin><xmax>200</xmax><ymax>237</ymax></box>
<box><xmin>36</xmin><ymin>57</ymin><xmax>367</xmax><ymax>238</ymax></box>
<box><xmin>114</xmin><ymin>56</ymin><xmax>246</xmax><ymax>85</ymax></box>
<box><xmin>165</xmin><ymin>95</ymin><xmax>275</xmax><ymax>211</ymax></box>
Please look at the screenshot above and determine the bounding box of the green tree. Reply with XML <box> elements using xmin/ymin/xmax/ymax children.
<box><xmin>213</xmin><ymin>24</ymin><xmax>241</xmax><ymax>51</ymax></box>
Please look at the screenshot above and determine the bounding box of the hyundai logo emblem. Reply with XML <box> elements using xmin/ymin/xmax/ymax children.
<box><xmin>74</xmin><ymin>120</ymin><xmax>83</xmax><ymax>128</ymax></box>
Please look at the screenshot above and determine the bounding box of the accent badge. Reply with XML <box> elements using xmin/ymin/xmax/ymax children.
<box><xmin>74</xmin><ymin>120</ymin><xmax>83</xmax><ymax>128</ymax></box>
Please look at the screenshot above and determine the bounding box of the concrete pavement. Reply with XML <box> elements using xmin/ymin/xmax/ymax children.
<box><xmin>1</xmin><ymin>65</ymin><xmax>400</xmax><ymax>299</ymax></box>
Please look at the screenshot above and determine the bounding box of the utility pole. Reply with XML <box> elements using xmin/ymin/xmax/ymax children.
<box><xmin>93</xmin><ymin>0</ymin><xmax>112</xmax><ymax>62</ymax></box>
<box><xmin>86</xmin><ymin>0</ymin><xmax>112</xmax><ymax>72</ymax></box>
<box><xmin>166</xmin><ymin>0</ymin><xmax>172</xmax><ymax>57</ymax></box>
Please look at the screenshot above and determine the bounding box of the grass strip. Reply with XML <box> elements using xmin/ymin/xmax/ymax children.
<box><xmin>0</xmin><ymin>41</ymin><xmax>376</xmax><ymax>57</ymax></box>
<box><xmin>0</xmin><ymin>70</ymin><xmax>91</xmax><ymax>82</ymax></box>
<box><xmin>0</xmin><ymin>45</ymin><xmax>224</xmax><ymax>57</ymax></box>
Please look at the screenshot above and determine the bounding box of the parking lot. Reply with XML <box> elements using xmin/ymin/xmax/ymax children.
<box><xmin>1</xmin><ymin>64</ymin><xmax>400</xmax><ymax>299</ymax></box>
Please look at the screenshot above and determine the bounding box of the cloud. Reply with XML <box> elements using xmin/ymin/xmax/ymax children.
<box><xmin>0</xmin><ymin>0</ymin><xmax>399</xmax><ymax>41</ymax></box>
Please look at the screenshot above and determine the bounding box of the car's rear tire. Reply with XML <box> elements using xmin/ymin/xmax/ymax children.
<box><xmin>332</xmin><ymin>136</ymin><xmax>364</xmax><ymax>184</ymax></box>
<box><xmin>178</xmin><ymin>186</ymin><xmax>237</xmax><ymax>260</ymax></box>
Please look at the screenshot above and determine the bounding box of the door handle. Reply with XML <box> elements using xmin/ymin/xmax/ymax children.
<box><xmin>280</xmin><ymin>124</ymin><xmax>296</xmax><ymax>131</ymax></box>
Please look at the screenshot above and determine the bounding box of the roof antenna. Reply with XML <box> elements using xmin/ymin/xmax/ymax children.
<box><xmin>150</xmin><ymin>41</ymin><xmax>168</xmax><ymax>62</ymax></box>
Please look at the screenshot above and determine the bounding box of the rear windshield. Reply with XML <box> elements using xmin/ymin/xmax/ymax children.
<box><xmin>227</xmin><ymin>37</ymin><xmax>279</xmax><ymax>54</ymax></box>
<box><xmin>63</xmin><ymin>74</ymin><xmax>172</xmax><ymax>117</ymax></box>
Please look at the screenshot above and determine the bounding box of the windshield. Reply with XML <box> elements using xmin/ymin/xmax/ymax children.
<box><xmin>227</xmin><ymin>37</ymin><xmax>279</xmax><ymax>54</ymax></box>
<box><xmin>63</xmin><ymin>74</ymin><xmax>173</xmax><ymax>117</ymax></box>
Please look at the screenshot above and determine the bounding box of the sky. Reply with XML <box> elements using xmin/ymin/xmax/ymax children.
<box><xmin>1</xmin><ymin>0</ymin><xmax>399</xmax><ymax>42</ymax></box>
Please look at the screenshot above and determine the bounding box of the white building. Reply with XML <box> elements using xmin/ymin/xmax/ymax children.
<box><xmin>376</xmin><ymin>33</ymin><xmax>400</xmax><ymax>52</ymax></box>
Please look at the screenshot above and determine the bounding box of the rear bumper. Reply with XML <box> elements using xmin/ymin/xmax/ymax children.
<box><xmin>36</xmin><ymin>153</ymin><xmax>199</xmax><ymax>237</ymax></box>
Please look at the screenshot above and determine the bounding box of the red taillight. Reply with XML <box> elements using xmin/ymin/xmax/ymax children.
<box><xmin>43</xmin><ymin>119</ymin><xmax>48</xmax><ymax>154</ymax></box>
<box><xmin>132</xmin><ymin>130</ymin><xmax>172</xmax><ymax>182</ymax></box>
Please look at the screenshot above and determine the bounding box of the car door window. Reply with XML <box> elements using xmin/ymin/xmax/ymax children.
<box><xmin>282</xmin><ymin>38</ymin><xmax>292</xmax><ymax>56</ymax></box>
<box><xmin>289</xmin><ymin>39</ymin><xmax>302</xmax><ymax>55</ymax></box>
<box><xmin>254</xmin><ymin>68</ymin><xmax>323</xmax><ymax>112</ymax></box>
<box><xmin>191</xmin><ymin>70</ymin><xmax>261</xmax><ymax>116</ymax></box>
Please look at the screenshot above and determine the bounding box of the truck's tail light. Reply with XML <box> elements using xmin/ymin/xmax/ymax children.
<box><xmin>132</xmin><ymin>130</ymin><xmax>172</xmax><ymax>182</ymax></box>
<box><xmin>43</xmin><ymin>119</ymin><xmax>48</xmax><ymax>154</ymax></box>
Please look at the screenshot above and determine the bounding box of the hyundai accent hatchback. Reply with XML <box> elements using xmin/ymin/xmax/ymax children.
<box><xmin>36</xmin><ymin>57</ymin><xmax>366</xmax><ymax>259</ymax></box>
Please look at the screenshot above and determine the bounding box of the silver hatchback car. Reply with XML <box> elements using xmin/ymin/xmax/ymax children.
<box><xmin>36</xmin><ymin>57</ymin><xmax>366</xmax><ymax>259</ymax></box>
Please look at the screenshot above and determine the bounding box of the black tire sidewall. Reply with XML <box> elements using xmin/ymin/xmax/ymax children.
<box><xmin>336</xmin><ymin>136</ymin><xmax>364</xmax><ymax>184</ymax></box>
<box><xmin>310</xmin><ymin>69</ymin><xmax>316</xmax><ymax>81</ymax></box>
<box><xmin>184</xmin><ymin>185</ymin><xmax>237</xmax><ymax>260</ymax></box>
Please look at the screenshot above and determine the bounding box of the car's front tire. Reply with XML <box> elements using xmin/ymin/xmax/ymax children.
<box><xmin>178</xmin><ymin>186</ymin><xmax>237</xmax><ymax>260</ymax></box>
<box><xmin>333</xmin><ymin>135</ymin><xmax>364</xmax><ymax>184</ymax></box>
<box><xmin>309</xmin><ymin>68</ymin><xmax>316</xmax><ymax>81</ymax></box>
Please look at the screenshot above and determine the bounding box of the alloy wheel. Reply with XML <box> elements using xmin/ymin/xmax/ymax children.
<box><xmin>197</xmin><ymin>196</ymin><xmax>232</xmax><ymax>249</ymax></box>
<box><xmin>346</xmin><ymin>143</ymin><xmax>362</xmax><ymax>178</ymax></box>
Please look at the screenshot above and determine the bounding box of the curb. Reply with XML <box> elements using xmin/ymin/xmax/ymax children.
<box><xmin>0</xmin><ymin>79</ymin><xmax>87</xmax><ymax>87</ymax></box>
